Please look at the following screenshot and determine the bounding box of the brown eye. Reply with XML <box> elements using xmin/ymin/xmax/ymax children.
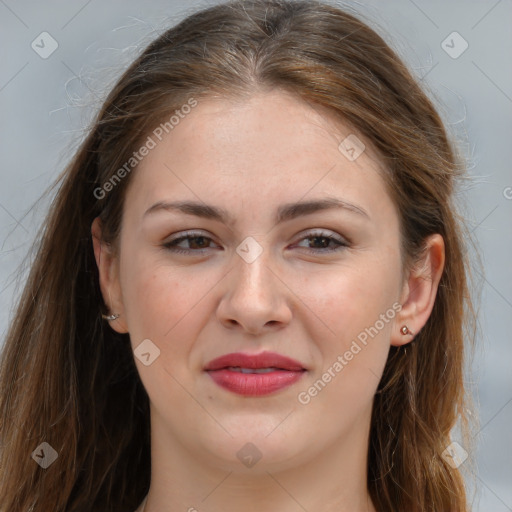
<box><xmin>163</xmin><ymin>231</ymin><xmax>220</xmax><ymax>254</ymax></box>
<box><xmin>294</xmin><ymin>230</ymin><xmax>348</xmax><ymax>253</ymax></box>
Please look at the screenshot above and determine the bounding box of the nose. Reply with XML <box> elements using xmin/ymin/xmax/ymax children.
<box><xmin>216</xmin><ymin>244</ymin><xmax>293</xmax><ymax>336</ymax></box>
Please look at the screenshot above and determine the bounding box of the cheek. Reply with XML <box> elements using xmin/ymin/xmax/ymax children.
<box><xmin>119</xmin><ymin>251</ymin><xmax>222</xmax><ymax>352</ymax></box>
<box><xmin>293</xmin><ymin>253</ymin><xmax>401</xmax><ymax>402</ymax></box>
<box><xmin>294</xmin><ymin>256</ymin><xmax>400</xmax><ymax>346</ymax></box>
<box><xmin>286</xmin><ymin>263</ymin><xmax>400</xmax><ymax>452</ymax></box>
<box><xmin>118</xmin><ymin>255</ymin><xmax>213</xmax><ymax>401</ymax></box>
<box><xmin>120</xmin><ymin>263</ymin><xmax>173</xmax><ymax>339</ymax></box>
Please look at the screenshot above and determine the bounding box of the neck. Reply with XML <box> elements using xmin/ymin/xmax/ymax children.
<box><xmin>142</xmin><ymin>408</ymin><xmax>377</xmax><ymax>512</ymax></box>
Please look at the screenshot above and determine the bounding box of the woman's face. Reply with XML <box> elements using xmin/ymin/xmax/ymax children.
<box><xmin>95</xmin><ymin>89</ymin><xmax>422</xmax><ymax>473</ymax></box>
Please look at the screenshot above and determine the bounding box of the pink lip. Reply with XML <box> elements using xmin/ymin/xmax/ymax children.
<box><xmin>204</xmin><ymin>351</ymin><xmax>307</xmax><ymax>396</ymax></box>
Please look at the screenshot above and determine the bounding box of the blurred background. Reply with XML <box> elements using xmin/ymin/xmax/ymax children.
<box><xmin>1</xmin><ymin>1</ymin><xmax>511</xmax><ymax>510</ymax></box>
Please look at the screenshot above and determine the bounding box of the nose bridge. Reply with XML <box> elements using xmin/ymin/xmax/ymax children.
<box><xmin>217</xmin><ymin>237</ymin><xmax>292</xmax><ymax>333</ymax></box>
<box><xmin>230</xmin><ymin>241</ymin><xmax>276</xmax><ymax>307</ymax></box>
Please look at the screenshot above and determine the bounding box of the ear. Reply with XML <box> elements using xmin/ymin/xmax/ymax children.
<box><xmin>391</xmin><ymin>233</ymin><xmax>445</xmax><ymax>347</ymax></box>
<box><xmin>91</xmin><ymin>217</ymin><xmax>129</xmax><ymax>333</ymax></box>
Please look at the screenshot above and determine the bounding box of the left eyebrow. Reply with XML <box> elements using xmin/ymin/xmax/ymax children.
<box><xmin>276</xmin><ymin>197</ymin><xmax>370</xmax><ymax>223</ymax></box>
<box><xmin>143</xmin><ymin>197</ymin><xmax>370</xmax><ymax>226</ymax></box>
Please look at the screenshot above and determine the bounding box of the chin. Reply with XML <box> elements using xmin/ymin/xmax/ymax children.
<box><xmin>191</xmin><ymin>425</ymin><xmax>312</xmax><ymax>474</ymax></box>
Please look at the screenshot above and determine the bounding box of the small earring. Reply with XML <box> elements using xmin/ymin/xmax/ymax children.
<box><xmin>400</xmin><ymin>325</ymin><xmax>414</xmax><ymax>336</ymax></box>
<box><xmin>102</xmin><ymin>313</ymin><xmax>120</xmax><ymax>321</ymax></box>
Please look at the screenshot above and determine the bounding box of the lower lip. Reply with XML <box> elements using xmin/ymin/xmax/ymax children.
<box><xmin>206</xmin><ymin>369</ymin><xmax>305</xmax><ymax>396</ymax></box>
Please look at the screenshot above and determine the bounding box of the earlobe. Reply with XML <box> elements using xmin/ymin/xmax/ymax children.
<box><xmin>391</xmin><ymin>234</ymin><xmax>445</xmax><ymax>347</ymax></box>
<box><xmin>91</xmin><ymin>217</ymin><xmax>129</xmax><ymax>333</ymax></box>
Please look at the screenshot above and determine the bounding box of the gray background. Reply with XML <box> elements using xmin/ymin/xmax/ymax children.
<box><xmin>1</xmin><ymin>1</ymin><xmax>511</xmax><ymax>510</ymax></box>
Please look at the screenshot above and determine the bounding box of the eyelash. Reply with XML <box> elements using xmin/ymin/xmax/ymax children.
<box><xmin>163</xmin><ymin>229</ymin><xmax>349</xmax><ymax>255</ymax></box>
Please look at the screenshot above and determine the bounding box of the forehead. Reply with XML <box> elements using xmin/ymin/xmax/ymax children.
<box><xmin>125</xmin><ymin>89</ymin><xmax>396</xmax><ymax>227</ymax></box>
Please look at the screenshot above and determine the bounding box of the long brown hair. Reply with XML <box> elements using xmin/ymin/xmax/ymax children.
<box><xmin>0</xmin><ymin>1</ymin><xmax>475</xmax><ymax>510</ymax></box>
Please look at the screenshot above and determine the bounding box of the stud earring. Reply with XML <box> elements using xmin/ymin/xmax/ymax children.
<box><xmin>400</xmin><ymin>325</ymin><xmax>414</xmax><ymax>336</ymax></box>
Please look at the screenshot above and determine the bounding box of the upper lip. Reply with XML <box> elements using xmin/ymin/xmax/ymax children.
<box><xmin>204</xmin><ymin>351</ymin><xmax>306</xmax><ymax>371</ymax></box>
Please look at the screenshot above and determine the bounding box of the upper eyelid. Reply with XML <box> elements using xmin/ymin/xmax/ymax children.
<box><xmin>164</xmin><ymin>228</ymin><xmax>349</xmax><ymax>246</ymax></box>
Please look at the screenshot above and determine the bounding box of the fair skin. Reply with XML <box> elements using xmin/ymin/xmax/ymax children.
<box><xmin>92</xmin><ymin>89</ymin><xmax>444</xmax><ymax>512</ymax></box>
